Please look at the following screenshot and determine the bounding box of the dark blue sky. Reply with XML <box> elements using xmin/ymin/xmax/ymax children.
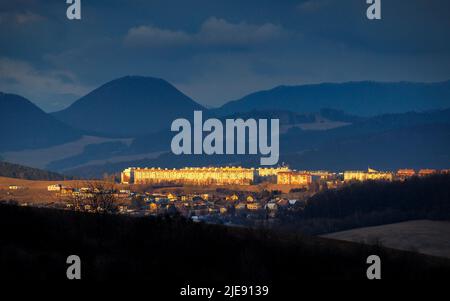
<box><xmin>1</xmin><ymin>0</ymin><xmax>449</xmax><ymax>111</ymax></box>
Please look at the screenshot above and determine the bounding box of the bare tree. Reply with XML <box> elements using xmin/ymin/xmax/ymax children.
<box><xmin>66</xmin><ymin>181</ymin><xmax>118</xmax><ymax>213</ymax></box>
<box><xmin>85</xmin><ymin>181</ymin><xmax>118</xmax><ymax>213</ymax></box>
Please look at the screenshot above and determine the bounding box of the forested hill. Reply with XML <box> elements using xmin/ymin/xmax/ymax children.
<box><xmin>282</xmin><ymin>174</ymin><xmax>450</xmax><ymax>235</ymax></box>
<box><xmin>0</xmin><ymin>161</ymin><xmax>68</xmax><ymax>181</ymax></box>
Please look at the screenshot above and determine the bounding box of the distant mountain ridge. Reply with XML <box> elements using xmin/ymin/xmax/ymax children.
<box><xmin>214</xmin><ymin>80</ymin><xmax>450</xmax><ymax>116</ymax></box>
<box><xmin>0</xmin><ymin>92</ymin><xmax>82</xmax><ymax>152</ymax></box>
<box><xmin>52</xmin><ymin>76</ymin><xmax>205</xmax><ymax>137</ymax></box>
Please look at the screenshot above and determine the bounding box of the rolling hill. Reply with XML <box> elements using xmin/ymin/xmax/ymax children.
<box><xmin>214</xmin><ymin>81</ymin><xmax>450</xmax><ymax>116</ymax></box>
<box><xmin>52</xmin><ymin>76</ymin><xmax>205</xmax><ymax>137</ymax></box>
<box><xmin>0</xmin><ymin>92</ymin><xmax>82</xmax><ymax>152</ymax></box>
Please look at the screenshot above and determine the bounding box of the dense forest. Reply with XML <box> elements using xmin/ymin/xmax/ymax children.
<box><xmin>279</xmin><ymin>175</ymin><xmax>450</xmax><ymax>234</ymax></box>
<box><xmin>0</xmin><ymin>203</ymin><xmax>449</xmax><ymax>285</ymax></box>
<box><xmin>0</xmin><ymin>161</ymin><xmax>69</xmax><ymax>180</ymax></box>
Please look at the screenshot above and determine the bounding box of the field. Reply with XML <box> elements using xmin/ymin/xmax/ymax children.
<box><xmin>0</xmin><ymin>177</ymin><xmax>118</xmax><ymax>204</ymax></box>
<box><xmin>323</xmin><ymin>220</ymin><xmax>450</xmax><ymax>259</ymax></box>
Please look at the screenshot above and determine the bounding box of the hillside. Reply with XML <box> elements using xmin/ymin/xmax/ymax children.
<box><xmin>214</xmin><ymin>81</ymin><xmax>450</xmax><ymax>116</ymax></box>
<box><xmin>1</xmin><ymin>204</ymin><xmax>449</xmax><ymax>282</ymax></box>
<box><xmin>53</xmin><ymin>76</ymin><xmax>205</xmax><ymax>137</ymax></box>
<box><xmin>0</xmin><ymin>92</ymin><xmax>82</xmax><ymax>152</ymax></box>
<box><xmin>0</xmin><ymin>161</ymin><xmax>68</xmax><ymax>181</ymax></box>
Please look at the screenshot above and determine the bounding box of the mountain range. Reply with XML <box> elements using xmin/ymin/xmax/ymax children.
<box><xmin>214</xmin><ymin>81</ymin><xmax>450</xmax><ymax>116</ymax></box>
<box><xmin>1</xmin><ymin>76</ymin><xmax>450</xmax><ymax>177</ymax></box>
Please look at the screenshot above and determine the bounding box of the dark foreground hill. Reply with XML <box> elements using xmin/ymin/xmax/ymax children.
<box><xmin>53</xmin><ymin>76</ymin><xmax>205</xmax><ymax>137</ymax></box>
<box><xmin>0</xmin><ymin>161</ymin><xmax>68</xmax><ymax>181</ymax></box>
<box><xmin>0</xmin><ymin>92</ymin><xmax>82</xmax><ymax>152</ymax></box>
<box><xmin>1</xmin><ymin>204</ymin><xmax>450</xmax><ymax>285</ymax></box>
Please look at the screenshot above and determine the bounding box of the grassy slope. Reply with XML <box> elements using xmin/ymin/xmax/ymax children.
<box><xmin>323</xmin><ymin>220</ymin><xmax>450</xmax><ymax>259</ymax></box>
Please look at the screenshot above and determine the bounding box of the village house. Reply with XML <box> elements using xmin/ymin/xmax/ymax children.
<box><xmin>167</xmin><ymin>193</ymin><xmax>177</xmax><ymax>201</ymax></box>
<box><xmin>288</xmin><ymin>199</ymin><xmax>299</xmax><ymax>205</ymax></box>
<box><xmin>9</xmin><ymin>185</ymin><xmax>25</xmax><ymax>190</ymax></box>
<box><xmin>80</xmin><ymin>187</ymin><xmax>93</xmax><ymax>193</ymax></box>
<box><xmin>47</xmin><ymin>184</ymin><xmax>62</xmax><ymax>191</ymax></box>
<box><xmin>235</xmin><ymin>202</ymin><xmax>247</xmax><ymax>210</ymax></box>
<box><xmin>277</xmin><ymin>198</ymin><xmax>289</xmax><ymax>207</ymax></box>
<box><xmin>118</xmin><ymin>205</ymin><xmax>129</xmax><ymax>213</ymax></box>
<box><xmin>208</xmin><ymin>207</ymin><xmax>219</xmax><ymax>214</ymax></box>
<box><xmin>61</xmin><ymin>187</ymin><xmax>75</xmax><ymax>195</ymax></box>
<box><xmin>226</xmin><ymin>194</ymin><xmax>239</xmax><ymax>201</ymax></box>
<box><xmin>247</xmin><ymin>202</ymin><xmax>262</xmax><ymax>211</ymax></box>
<box><xmin>148</xmin><ymin>203</ymin><xmax>158</xmax><ymax>212</ymax></box>
<box><xmin>266</xmin><ymin>201</ymin><xmax>278</xmax><ymax>211</ymax></box>
<box><xmin>418</xmin><ymin>169</ymin><xmax>438</xmax><ymax>177</ymax></box>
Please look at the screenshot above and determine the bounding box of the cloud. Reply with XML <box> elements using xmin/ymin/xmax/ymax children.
<box><xmin>0</xmin><ymin>57</ymin><xmax>90</xmax><ymax>111</ymax></box>
<box><xmin>124</xmin><ymin>17</ymin><xmax>287</xmax><ymax>49</ymax></box>
<box><xmin>124</xmin><ymin>25</ymin><xmax>191</xmax><ymax>48</ymax></box>
<box><xmin>197</xmin><ymin>17</ymin><xmax>285</xmax><ymax>47</ymax></box>
<box><xmin>296</xmin><ymin>0</ymin><xmax>330</xmax><ymax>13</ymax></box>
<box><xmin>0</xmin><ymin>11</ymin><xmax>45</xmax><ymax>25</ymax></box>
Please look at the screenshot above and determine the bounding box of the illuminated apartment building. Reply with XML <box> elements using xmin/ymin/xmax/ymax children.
<box><xmin>256</xmin><ymin>166</ymin><xmax>291</xmax><ymax>183</ymax></box>
<box><xmin>397</xmin><ymin>169</ymin><xmax>416</xmax><ymax>179</ymax></box>
<box><xmin>121</xmin><ymin>167</ymin><xmax>256</xmax><ymax>185</ymax></box>
<box><xmin>418</xmin><ymin>169</ymin><xmax>438</xmax><ymax>177</ymax></box>
<box><xmin>257</xmin><ymin>167</ymin><xmax>290</xmax><ymax>177</ymax></box>
<box><xmin>344</xmin><ymin>168</ymin><xmax>393</xmax><ymax>182</ymax></box>
<box><xmin>277</xmin><ymin>171</ymin><xmax>312</xmax><ymax>186</ymax></box>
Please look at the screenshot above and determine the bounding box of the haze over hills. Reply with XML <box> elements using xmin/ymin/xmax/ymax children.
<box><xmin>62</xmin><ymin>109</ymin><xmax>450</xmax><ymax>177</ymax></box>
<box><xmin>214</xmin><ymin>81</ymin><xmax>450</xmax><ymax>116</ymax></box>
<box><xmin>52</xmin><ymin>76</ymin><xmax>205</xmax><ymax>137</ymax></box>
<box><xmin>0</xmin><ymin>92</ymin><xmax>82</xmax><ymax>152</ymax></box>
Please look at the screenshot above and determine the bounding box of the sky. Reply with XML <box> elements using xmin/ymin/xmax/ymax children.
<box><xmin>1</xmin><ymin>0</ymin><xmax>450</xmax><ymax>111</ymax></box>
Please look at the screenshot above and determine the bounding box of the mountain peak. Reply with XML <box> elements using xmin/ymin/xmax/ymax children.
<box><xmin>0</xmin><ymin>93</ymin><xmax>81</xmax><ymax>152</ymax></box>
<box><xmin>52</xmin><ymin>76</ymin><xmax>205</xmax><ymax>137</ymax></box>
